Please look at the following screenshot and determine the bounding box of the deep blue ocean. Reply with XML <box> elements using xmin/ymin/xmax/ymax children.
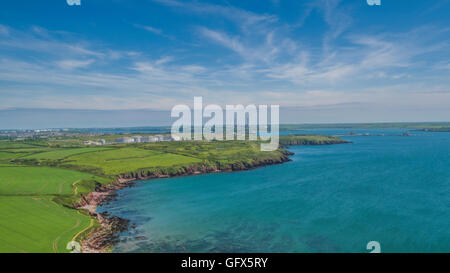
<box><xmin>98</xmin><ymin>129</ymin><xmax>450</xmax><ymax>253</ymax></box>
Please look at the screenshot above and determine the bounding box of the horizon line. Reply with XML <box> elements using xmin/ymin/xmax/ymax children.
<box><xmin>2</xmin><ymin>121</ymin><xmax>450</xmax><ymax>131</ymax></box>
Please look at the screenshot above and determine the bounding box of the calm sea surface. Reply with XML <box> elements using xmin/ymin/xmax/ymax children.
<box><xmin>98</xmin><ymin>129</ymin><xmax>450</xmax><ymax>252</ymax></box>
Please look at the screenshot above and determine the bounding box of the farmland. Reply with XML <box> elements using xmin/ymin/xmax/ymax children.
<box><xmin>0</xmin><ymin>166</ymin><xmax>100</xmax><ymax>195</ymax></box>
<box><xmin>0</xmin><ymin>196</ymin><xmax>92</xmax><ymax>253</ymax></box>
<box><xmin>61</xmin><ymin>147</ymin><xmax>202</xmax><ymax>176</ymax></box>
<box><xmin>22</xmin><ymin>147</ymin><xmax>113</xmax><ymax>160</ymax></box>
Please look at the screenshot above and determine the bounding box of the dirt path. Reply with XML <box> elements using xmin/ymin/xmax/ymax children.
<box><xmin>49</xmin><ymin>200</ymin><xmax>82</xmax><ymax>253</ymax></box>
<box><xmin>72</xmin><ymin>180</ymin><xmax>81</xmax><ymax>195</ymax></box>
<box><xmin>37</xmin><ymin>181</ymin><xmax>49</xmax><ymax>193</ymax></box>
<box><xmin>72</xmin><ymin>216</ymin><xmax>94</xmax><ymax>242</ymax></box>
<box><xmin>58</xmin><ymin>181</ymin><xmax>64</xmax><ymax>194</ymax></box>
<box><xmin>52</xmin><ymin>218</ymin><xmax>81</xmax><ymax>253</ymax></box>
<box><xmin>49</xmin><ymin>180</ymin><xmax>92</xmax><ymax>252</ymax></box>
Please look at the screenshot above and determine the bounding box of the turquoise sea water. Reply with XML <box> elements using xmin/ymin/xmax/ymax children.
<box><xmin>98</xmin><ymin>129</ymin><xmax>450</xmax><ymax>253</ymax></box>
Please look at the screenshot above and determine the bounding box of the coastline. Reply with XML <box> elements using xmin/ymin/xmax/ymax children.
<box><xmin>77</xmin><ymin>138</ymin><xmax>351</xmax><ymax>253</ymax></box>
<box><xmin>77</xmin><ymin>150</ymin><xmax>294</xmax><ymax>253</ymax></box>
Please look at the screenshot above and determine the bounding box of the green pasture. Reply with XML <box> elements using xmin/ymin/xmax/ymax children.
<box><xmin>0</xmin><ymin>166</ymin><xmax>97</xmax><ymax>195</ymax></box>
<box><xmin>0</xmin><ymin>141</ymin><xmax>39</xmax><ymax>149</ymax></box>
<box><xmin>2</xmin><ymin>147</ymin><xmax>52</xmax><ymax>153</ymax></box>
<box><xmin>0</xmin><ymin>196</ymin><xmax>92</xmax><ymax>253</ymax></box>
<box><xmin>62</xmin><ymin>147</ymin><xmax>202</xmax><ymax>175</ymax></box>
<box><xmin>0</xmin><ymin>151</ymin><xmax>30</xmax><ymax>160</ymax></box>
<box><xmin>143</xmin><ymin>141</ymin><xmax>285</xmax><ymax>164</ymax></box>
<box><xmin>22</xmin><ymin>147</ymin><xmax>113</xmax><ymax>160</ymax></box>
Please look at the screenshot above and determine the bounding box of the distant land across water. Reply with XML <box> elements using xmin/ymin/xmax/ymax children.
<box><xmin>2</xmin><ymin>122</ymin><xmax>450</xmax><ymax>133</ymax></box>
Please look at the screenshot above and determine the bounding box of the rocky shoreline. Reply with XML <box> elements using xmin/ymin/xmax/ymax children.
<box><xmin>76</xmin><ymin>151</ymin><xmax>294</xmax><ymax>253</ymax></box>
<box><xmin>75</xmin><ymin>181</ymin><xmax>131</xmax><ymax>253</ymax></box>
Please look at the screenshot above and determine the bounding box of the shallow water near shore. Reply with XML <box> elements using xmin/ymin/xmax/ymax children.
<box><xmin>98</xmin><ymin>129</ymin><xmax>450</xmax><ymax>253</ymax></box>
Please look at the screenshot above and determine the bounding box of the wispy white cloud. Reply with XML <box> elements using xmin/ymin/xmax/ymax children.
<box><xmin>0</xmin><ymin>26</ymin><xmax>104</xmax><ymax>58</ymax></box>
<box><xmin>181</xmin><ymin>65</ymin><xmax>206</xmax><ymax>74</ymax></box>
<box><xmin>199</xmin><ymin>28</ymin><xmax>246</xmax><ymax>56</ymax></box>
<box><xmin>133</xmin><ymin>23</ymin><xmax>177</xmax><ymax>40</ymax></box>
<box><xmin>134</xmin><ymin>24</ymin><xmax>162</xmax><ymax>35</ymax></box>
<box><xmin>153</xmin><ymin>0</ymin><xmax>277</xmax><ymax>27</ymax></box>
<box><xmin>316</xmin><ymin>0</ymin><xmax>352</xmax><ymax>40</ymax></box>
<box><xmin>56</xmin><ymin>59</ymin><xmax>94</xmax><ymax>70</ymax></box>
<box><xmin>154</xmin><ymin>56</ymin><xmax>174</xmax><ymax>65</ymax></box>
<box><xmin>294</xmin><ymin>0</ymin><xmax>352</xmax><ymax>51</ymax></box>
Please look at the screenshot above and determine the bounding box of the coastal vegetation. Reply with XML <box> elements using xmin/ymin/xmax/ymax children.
<box><xmin>0</xmin><ymin>134</ymin><xmax>348</xmax><ymax>253</ymax></box>
<box><xmin>62</xmin><ymin>147</ymin><xmax>202</xmax><ymax>176</ymax></box>
<box><xmin>279</xmin><ymin>135</ymin><xmax>350</xmax><ymax>146</ymax></box>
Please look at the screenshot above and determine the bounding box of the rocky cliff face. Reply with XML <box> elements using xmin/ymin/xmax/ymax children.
<box><xmin>116</xmin><ymin>151</ymin><xmax>293</xmax><ymax>181</ymax></box>
<box><xmin>75</xmin><ymin>181</ymin><xmax>131</xmax><ymax>253</ymax></box>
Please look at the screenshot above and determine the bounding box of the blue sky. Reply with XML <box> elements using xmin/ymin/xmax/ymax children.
<box><xmin>1</xmin><ymin>0</ymin><xmax>450</xmax><ymax>128</ymax></box>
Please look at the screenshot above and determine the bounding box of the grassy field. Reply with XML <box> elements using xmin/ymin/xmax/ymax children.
<box><xmin>0</xmin><ymin>196</ymin><xmax>92</xmax><ymax>253</ymax></box>
<box><xmin>143</xmin><ymin>140</ymin><xmax>262</xmax><ymax>160</ymax></box>
<box><xmin>0</xmin><ymin>133</ymin><xmax>347</xmax><ymax>252</ymax></box>
<box><xmin>0</xmin><ymin>164</ymin><xmax>104</xmax><ymax>253</ymax></box>
<box><xmin>0</xmin><ymin>151</ymin><xmax>31</xmax><ymax>160</ymax></box>
<box><xmin>62</xmin><ymin>147</ymin><xmax>202</xmax><ymax>175</ymax></box>
<box><xmin>0</xmin><ymin>166</ymin><xmax>99</xmax><ymax>195</ymax></box>
<box><xmin>22</xmin><ymin>147</ymin><xmax>113</xmax><ymax>160</ymax></box>
<box><xmin>0</xmin><ymin>141</ymin><xmax>40</xmax><ymax>149</ymax></box>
